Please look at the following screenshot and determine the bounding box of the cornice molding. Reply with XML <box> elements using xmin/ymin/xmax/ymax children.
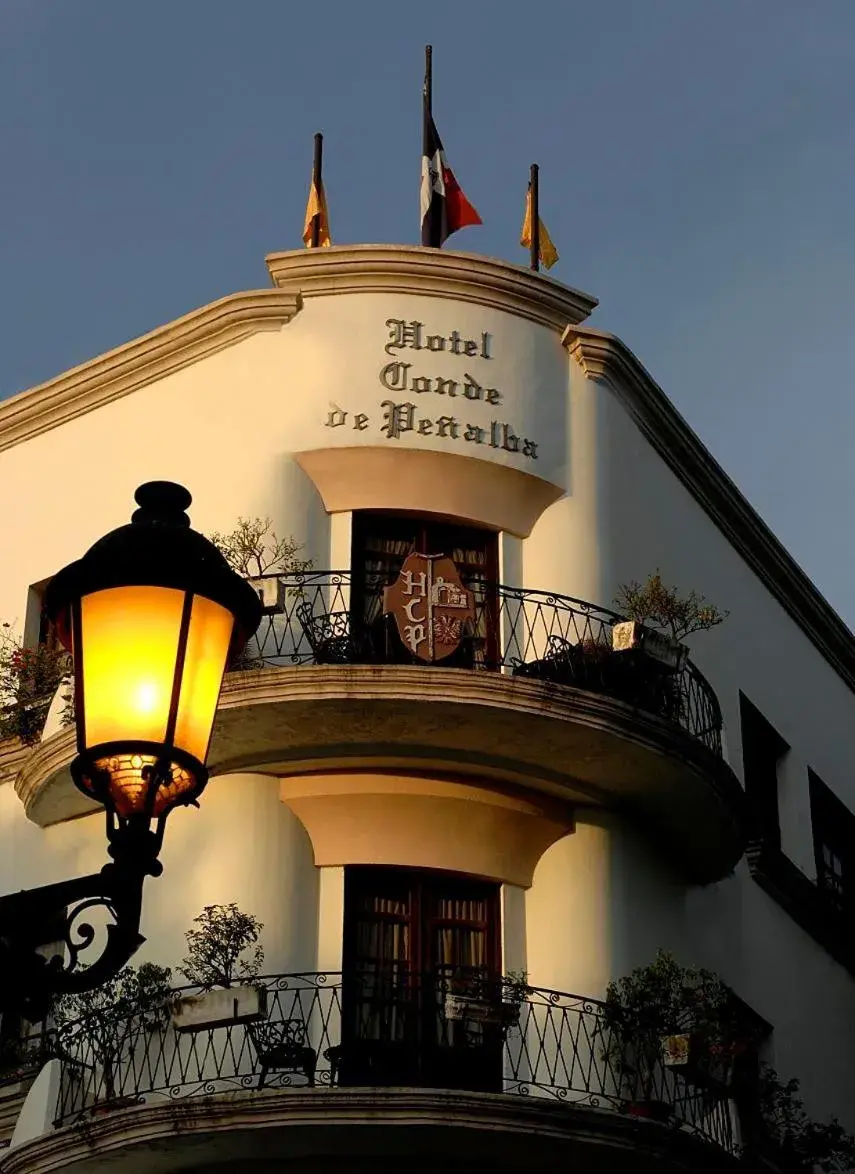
<box><xmin>265</xmin><ymin>244</ymin><xmax>598</xmax><ymax>331</ymax></box>
<box><xmin>0</xmin><ymin>290</ymin><xmax>302</xmax><ymax>454</ymax></box>
<box><xmin>564</xmin><ymin>325</ymin><xmax>855</xmax><ymax>694</ymax></box>
<box><xmin>14</xmin><ymin>727</ymin><xmax>86</xmax><ymax>824</ymax></box>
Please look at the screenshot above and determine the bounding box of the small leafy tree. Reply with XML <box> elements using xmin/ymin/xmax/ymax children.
<box><xmin>53</xmin><ymin>963</ymin><xmax>172</xmax><ymax>1099</ymax></box>
<box><xmin>615</xmin><ymin>571</ymin><xmax>728</xmax><ymax>642</ymax></box>
<box><xmin>208</xmin><ymin>519</ymin><xmax>313</xmax><ymax>670</ymax></box>
<box><xmin>746</xmin><ymin>1063</ymin><xmax>855</xmax><ymax>1173</ymax></box>
<box><xmin>179</xmin><ymin>904</ymin><xmax>264</xmax><ymax>990</ymax></box>
<box><xmin>0</xmin><ymin>624</ymin><xmax>72</xmax><ymax>745</ymax></box>
<box><xmin>208</xmin><ymin>518</ymin><xmax>312</xmax><ymax>579</ymax></box>
<box><xmin>601</xmin><ymin>950</ymin><xmax>744</xmax><ymax>1103</ymax></box>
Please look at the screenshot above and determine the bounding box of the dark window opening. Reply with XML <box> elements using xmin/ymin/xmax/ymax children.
<box><xmin>350</xmin><ymin>511</ymin><xmax>499</xmax><ymax>667</ymax></box>
<box><xmin>27</xmin><ymin>577</ymin><xmax>61</xmax><ymax>653</ymax></box>
<box><xmin>339</xmin><ymin>865</ymin><xmax>502</xmax><ymax>1091</ymax></box>
<box><xmin>739</xmin><ymin>694</ymin><xmax>788</xmax><ymax>850</ymax></box>
<box><xmin>810</xmin><ymin>771</ymin><xmax>855</xmax><ymax>918</ymax></box>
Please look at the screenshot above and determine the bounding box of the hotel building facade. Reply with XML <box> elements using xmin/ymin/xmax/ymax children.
<box><xmin>0</xmin><ymin>245</ymin><xmax>853</xmax><ymax>1173</ymax></box>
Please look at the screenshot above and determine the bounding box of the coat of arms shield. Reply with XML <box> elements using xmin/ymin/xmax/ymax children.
<box><xmin>382</xmin><ymin>552</ymin><xmax>476</xmax><ymax>662</ymax></box>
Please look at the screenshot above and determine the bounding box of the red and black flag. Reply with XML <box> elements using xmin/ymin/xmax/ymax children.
<box><xmin>420</xmin><ymin>46</ymin><xmax>481</xmax><ymax>248</ymax></box>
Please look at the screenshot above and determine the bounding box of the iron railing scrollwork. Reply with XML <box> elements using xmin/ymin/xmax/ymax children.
<box><xmin>238</xmin><ymin>572</ymin><xmax>723</xmax><ymax>755</ymax></box>
<box><xmin>52</xmin><ymin>970</ymin><xmax>734</xmax><ymax>1155</ymax></box>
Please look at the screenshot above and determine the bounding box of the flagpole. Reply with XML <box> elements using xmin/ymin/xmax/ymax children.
<box><xmin>424</xmin><ymin>44</ymin><xmax>432</xmax><ymax>120</ymax></box>
<box><xmin>311</xmin><ymin>132</ymin><xmax>323</xmax><ymax>249</ymax></box>
<box><xmin>530</xmin><ymin>163</ymin><xmax>540</xmax><ymax>273</ymax></box>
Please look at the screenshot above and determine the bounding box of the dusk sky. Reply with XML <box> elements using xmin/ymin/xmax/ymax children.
<box><xmin>2</xmin><ymin>2</ymin><xmax>854</xmax><ymax>622</ymax></box>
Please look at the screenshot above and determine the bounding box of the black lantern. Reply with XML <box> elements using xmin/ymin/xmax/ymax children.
<box><xmin>0</xmin><ymin>482</ymin><xmax>261</xmax><ymax>1018</ymax></box>
<box><xmin>44</xmin><ymin>481</ymin><xmax>261</xmax><ymax>868</ymax></box>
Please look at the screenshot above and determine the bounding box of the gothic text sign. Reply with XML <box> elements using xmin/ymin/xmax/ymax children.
<box><xmin>383</xmin><ymin>552</ymin><xmax>476</xmax><ymax>662</ymax></box>
<box><xmin>320</xmin><ymin>316</ymin><xmax>541</xmax><ymax>462</ymax></box>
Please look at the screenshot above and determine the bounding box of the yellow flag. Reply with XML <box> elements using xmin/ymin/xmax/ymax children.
<box><xmin>520</xmin><ymin>185</ymin><xmax>559</xmax><ymax>270</ymax></box>
<box><xmin>303</xmin><ymin>178</ymin><xmax>332</xmax><ymax>248</ymax></box>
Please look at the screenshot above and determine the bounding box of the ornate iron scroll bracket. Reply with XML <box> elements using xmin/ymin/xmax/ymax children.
<box><xmin>0</xmin><ymin>840</ymin><xmax>155</xmax><ymax>1021</ymax></box>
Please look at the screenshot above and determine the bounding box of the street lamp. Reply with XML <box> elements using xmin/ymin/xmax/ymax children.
<box><xmin>0</xmin><ymin>482</ymin><xmax>261</xmax><ymax>1019</ymax></box>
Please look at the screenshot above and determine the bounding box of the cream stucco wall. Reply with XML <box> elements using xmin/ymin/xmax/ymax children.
<box><xmin>0</xmin><ymin>252</ymin><xmax>853</xmax><ymax>1136</ymax></box>
<box><xmin>521</xmin><ymin>358</ymin><xmax>855</xmax><ymax>1126</ymax></box>
<box><xmin>144</xmin><ymin>773</ymin><xmax>319</xmax><ymax>975</ymax></box>
<box><xmin>524</xmin><ymin>814</ymin><xmax>687</xmax><ymax>998</ymax></box>
<box><xmin>0</xmin><ymin>772</ymin><xmax>319</xmax><ymax>978</ymax></box>
<box><xmin>524</xmin><ymin>360</ymin><xmax>855</xmax><ymax>869</ymax></box>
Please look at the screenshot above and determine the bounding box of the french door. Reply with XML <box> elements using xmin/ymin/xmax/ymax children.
<box><xmin>350</xmin><ymin>512</ymin><xmax>499</xmax><ymax>666</ymax></box>
<box><xmin>340</xmin><ymin>866</ymin><xmax>503</xmax><ymax>1091</ymax></box>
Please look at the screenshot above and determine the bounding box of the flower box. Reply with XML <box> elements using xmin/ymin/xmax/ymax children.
<box><xmin>611</xmin><ymin>621</ymin><xmax>687</xmax><ymax>671</ymax></box>
<box><xmin>171</xmin><ymin>985</ymin><xmax>267</xmax><ymax>1032</ymax></box>
<box><xmin>443</xmin><ymin>993</ymin><xmax>519</xmax><ymax>1028</ymax></box>
<box><xmin>249</xmin><ymin>575</ymin><xmax>287</xmax><ymax>615</ymax></box>
<box><xmin>661</xmin><ymin>1032</ymin><xmax>691</xmax><ymax>1067</ymax></box>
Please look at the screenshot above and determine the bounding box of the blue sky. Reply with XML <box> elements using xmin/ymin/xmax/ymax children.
<box><xmin>2</xmin><ymin>1</ymin><xmax>855</xmax><ymax>622</ymax></box>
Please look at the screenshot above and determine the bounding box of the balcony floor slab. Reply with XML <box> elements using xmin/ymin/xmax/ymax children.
<box><xmin>17</xmin><ymin>665</ymin><xmax>745</xmax><ymax>883</ymax></box>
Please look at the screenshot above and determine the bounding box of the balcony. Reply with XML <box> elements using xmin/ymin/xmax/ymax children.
<box><xmin>16</xmin><ymin>571</ymin><xmax>745</xmax><ymax>883</ymax></box>
<box><xmin>242</xmin><ymin>571</ymin><xmax>723</xmax><ymax>754</ymax></box>
<box><xmin>26</xmin><ymin>972</ymin><xmax>736</xmax><ymax>1172</ymax></box>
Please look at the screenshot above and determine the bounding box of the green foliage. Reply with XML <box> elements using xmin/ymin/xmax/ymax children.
<box><xmin>615</xmin><ymin>571</ymin><xmax>728</xmax><ymax>642</ymax></box>
<box><xmin>601</xmin><ymin>950</ymin><xmax>748</xmax><ymax>1097</ymax></box>
<box><xmin>53</xmin><ymin>962</ymin><xmax>173</xmax><ymax>1097</ymax></box>
<box><xmin>179</xmin><ymin>904</ymin><xmax>264</xmax><ymax>990</ymax></box>
<box><xmin>0</xmin><ymin>624</ymin><xmax>72</xmax><ymax>745</ymax></box>
<box><xmin>501</xmin><ymin>970</ymin><xmax>530</xmax><ymax>1006</ymax></box>
<box><xmin>603</xmin><ymin>949</ymin><xmax>735</xmax><ymax>1043</ymax></box>
<box><xmin>750</xmin><ymin>1064</ymin><xmax>855</xmax><ymax>1173</ymax></box>
<box><xmin>208</xmin><ymin>518</ymin><xmax>313</xmax><ymax>579</ymax></box>
<box><xmin>53</xmin><ymin>963</ymin><xmax>173</xmax><ymax>1041</ymax></box>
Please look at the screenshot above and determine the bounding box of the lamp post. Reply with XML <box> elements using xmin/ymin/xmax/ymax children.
<box><xmin>0</xmin><ymin>482</ymin><xmax>261</xmax><ymax>1020</ymax></box>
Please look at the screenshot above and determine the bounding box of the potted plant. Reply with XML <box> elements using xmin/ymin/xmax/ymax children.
<box><xmin>53</xmin><ymin>962</ymin><xmax>172</xmax><ymax>1111</ymax></box>
<box><xmin>601</xmin><ymin>950</ymin><xmax>746</xmax><ymax>1121</ymax></box>
<box><xmin>172</xmin><ymin>904</ymin><xmax>267</xmax><ymax>1031</ymax></box>
<box><xmin>209</xmin><ymin>517</ymin><xmax>313</xmax><ymax>613</ymax></box>
<box><xmin>442</xmin><ymin>970</ymin><xmax>529</xmax><ymax>1037</ymax></box>
<box><xmin>612</xmin><ymin>571</ymin><xmax>728</xmax><ymax>667</ymax></box>
<box><xmin>738</xmin><ymin>1063</ymin><xmax>855</xmax><ymax>1172</ymax></box>
<box><xmin>499</xmin><ymin>970</ymin><xmax>530</xmax><ymax>1034</ymax></box>
<box><xmin>515</xmin><ymin>635</ymin><xmax>611</xmax><ymax>689</ymax></box>
<box><xmin>605</xmin><ymin>572</ymin><xmax>728</xmax><ymax>721</ymax></box>
<box><xmin>0</xmin><ymin>624</ymin><xmax>72</xmax><ymax>746</ymax></box>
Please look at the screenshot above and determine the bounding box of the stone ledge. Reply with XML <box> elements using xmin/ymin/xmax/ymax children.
<box><xmin>0</xmin><ymin>1087</ymin><xmax>737</xmax><ymax>1174</ymax></box>
<box><xmin>16</xmin><ymin>666</ymin><xmax>745</xmax><ymax>884</ymax></box>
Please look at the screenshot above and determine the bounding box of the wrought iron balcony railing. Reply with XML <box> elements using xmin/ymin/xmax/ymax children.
<box><xmin>236</xmin><ymin>571</ymin><xmax>723</xmax><ymax>755</ymax></box>
<box><xmin>52</xmin><ymin>971</ymin><xmax>735</xmax><ymax>1155</ymax></box>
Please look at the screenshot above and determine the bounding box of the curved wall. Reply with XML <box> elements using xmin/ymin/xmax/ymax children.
<box><xmin>0</xmin><ymin>773</ymin><xmax>319</xmax><ymax>979</ymax></box>
<box><xmin>145</xmin><ymin>773</ymin><xmax>319</xmax><ymax>976</ymax></box>
<box><xmin>524</xmin><ymin>812</ymin><xmax>687</xmax><ymax>1000</ymax></box>
<box><xmin>0</xmin><ymin>247</ymin><xmax>853</xmax><ymax>1132</ymax></box>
